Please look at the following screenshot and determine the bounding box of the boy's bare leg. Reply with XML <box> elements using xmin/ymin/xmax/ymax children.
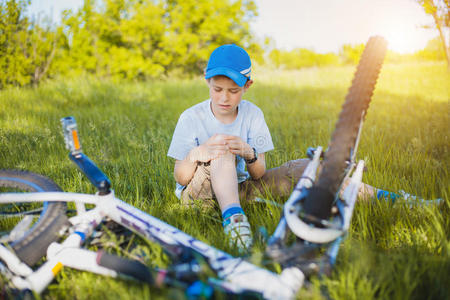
<box><xmin>357</xmin><ymin>183</ymin><xmax>376</xmax><ymax>199</ymax></box>
<box><xmin>211</xmin><ymin>152</ymin><xmax>253</xmax><ymax>250</ymax></box>
<box><xmin>339</xmin><ymin>180</ymin><xmax>376</xmax><ymax>202</ymax></box>
<box><xmin>210</xmin><ymin>152</ymin><xmax>240</xmax><ymax>210</ymax></box>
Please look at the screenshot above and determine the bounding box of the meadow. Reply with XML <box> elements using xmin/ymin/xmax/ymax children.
<box><xmin>0</xmin><ymin>62</ymin><xmax>449</xmax><ymax>299</ymax></box>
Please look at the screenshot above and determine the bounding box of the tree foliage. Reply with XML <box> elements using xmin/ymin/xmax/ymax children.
<box><xmin>340</xmin><ymin>44</ymin><xmax>365</xmax><ymax>65</ymax></box>
<box><xmin>55</xmin><ymin>0</ymin><xmax>260</xmax><ymax>80</ymax></box>
<box><xmin>1</xmin><ymin>0</ymin><xmax>259</xmax><ymax>87</ymax></box>
<box><xmin>269</xmin><ymin>48</ymin><xmax>340</xmax><ymax>69</ymax></box>
<box><xmin>0</xmin><ymin>0</ymin><xmax>59</xmax><ymax>88</ymax></box>
<box><xmin>268</xmin><ymin>44</ymin><xmax>368</xmax><ymax>69</ymax></box>
<box><xmin>267</xmin><ymin>40</ymin><xmax>447</xmax><ymax>70</ymax></box>
<box><xmin>1</xmin><ymin>0</ymin><xmax>448</xmax><ymax>88</ymax></box>
<box><xmin>416</xmin><ymin>0</ymin><xmax>450</xmax><ymax>69</ymax></box>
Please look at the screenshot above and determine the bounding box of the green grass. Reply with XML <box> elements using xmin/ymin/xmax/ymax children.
<box><xmin>1</xmin><ymin>62</ymin><xmax>449</xmax><ymax>299</ymax></box>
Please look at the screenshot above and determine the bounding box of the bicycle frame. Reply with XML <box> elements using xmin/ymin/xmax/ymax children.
<box><xmin>0</xmin><ymin>139</ymin><xmax>365</xmax><ymax>299</ymax></box>
<box><xmin>0</xmin><ymin>190</ymin><xmax>304</xmax><ymax>299</ymax></box>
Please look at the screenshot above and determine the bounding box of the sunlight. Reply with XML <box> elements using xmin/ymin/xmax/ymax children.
<box><xmin>378</xmin><ymin>14</ymin><xmax>426</xmax><ymax>54</ymax></box>
<box><xmin>384</xmin><ymin>25</ymin><xmax>421</xmax><ymax>54</ymax></box>
<box><xmin>385</xmin><ymin>31</ymin><xmax>417</xmax><ymax>54</ymax></box>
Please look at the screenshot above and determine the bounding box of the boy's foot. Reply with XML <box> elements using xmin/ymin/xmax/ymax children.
<box><xmin>376</xmin><ymin>189</ymin><xmax>443</xmax><ymax>208</ymax></box>
<box><xmin>397</xmin><ymin>190</ymin><xmax>443</xmax><ymax>208</ymax></box>
<box><xmin>223</xmin><ymin>213</ymin><xmax>253</xmax><ymax>251</ymax></box>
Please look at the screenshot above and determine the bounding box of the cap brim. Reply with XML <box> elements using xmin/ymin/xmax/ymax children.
<box><xmin>205</xmin><ymin>67</ymin><xmax>247</xmax><ymax>87</ymax></box>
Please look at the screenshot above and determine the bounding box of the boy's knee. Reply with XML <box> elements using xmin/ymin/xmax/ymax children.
<box><xmin>211</xmin><ymin>152</ymin><xmax>236</xmax><ymax>166</ymax></box>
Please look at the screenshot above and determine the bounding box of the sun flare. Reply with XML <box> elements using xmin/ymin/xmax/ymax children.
<box><xmin>383</xmin><ymin>25</ymin><xmax>423</xmax><ymax>54</ymax></box>
<box><xmin>377</xmin><ymin>14</ymin><xmax>426</xmax><ymax>54</ymax></box>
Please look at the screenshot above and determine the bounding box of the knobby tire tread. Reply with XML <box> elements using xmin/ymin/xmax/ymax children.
<box><xmin>303</xmin><ymin>36</ymin><xmax>387</xmax><ymax>219</ymax></box>
<box><xmin>0</xmin><ymin>170</ymin><xmax>68</xmax><ymax>266</ymax></box>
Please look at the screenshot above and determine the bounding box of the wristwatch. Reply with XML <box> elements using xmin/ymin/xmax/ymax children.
<box><xmin>245</xmin><ymin>147</ymin><xmax>258</xmax><ymax>164</ymax></box>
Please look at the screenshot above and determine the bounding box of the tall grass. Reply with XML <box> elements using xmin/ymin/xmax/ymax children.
<box><xmin>0</xmin><ymin>62</ymin><xmax>449</xmax><ymax>299</ymax></box>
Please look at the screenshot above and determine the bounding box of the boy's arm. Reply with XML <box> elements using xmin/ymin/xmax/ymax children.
<box><xmin>174</xmin><ymin>149</ymin><xmax>199</xmax><ymax>186</ymax></box>
<box><xmin>174</xmin><ymin>135</ymin><xmax>230</xmax><ymax>185</ymax></box>
<box><xmin>246</xmin><ymin>152</ymin><xmax>266</xmax><ymax>180</ymax></box>
<box><xmin>224</xmin><ymin>135</ymin><xmax>267</xmax><ymax>180</ymax></box>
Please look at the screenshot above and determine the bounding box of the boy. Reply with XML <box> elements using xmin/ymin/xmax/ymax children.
<box><xmin>167</xmin><ymin>44</ymin><xmax>441</xmax><ymax>251</ymax></box>
<box><xmin>167</xmin><ymin>44</ymin><xmax>298</xmax><ymax>250</ymax></box>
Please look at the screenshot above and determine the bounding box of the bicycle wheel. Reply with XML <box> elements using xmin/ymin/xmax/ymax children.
<box><xmin>0</xmin><ymin>170</ymin><xmax>68</xmax><ymax>266</ymax></box>
<box><xmin>302</xmin><ymin>36</ymin><xmax>387</xmax><ymax>220</ymax></box>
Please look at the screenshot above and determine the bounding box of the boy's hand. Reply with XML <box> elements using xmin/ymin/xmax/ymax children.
<box><xmin>224</xmin><ymin>135</ymin><xmax>254</xmax><ymax>160</ymax></box>
<box><xmin>193</xmin><ymin>134</ymin><xmax>229</xmax><ymax>163</ymax></box>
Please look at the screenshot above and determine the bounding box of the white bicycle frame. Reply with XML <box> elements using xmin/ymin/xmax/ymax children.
<box><xmin>0</xmin><ymin>143</ymin><xmax>365</xmax><ymax>299</ymax></box>
<box><xmin>0</xmin><ymin>191</ymin><xmax>303</xmax><ymax>299</ymax></box>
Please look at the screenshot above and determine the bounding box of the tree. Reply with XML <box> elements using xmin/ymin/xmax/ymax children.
<box><xmin>417</xmin><ymin>0</ymin><xmax>450</xmax><ymax>70</ymax></box>
<box><xmin>0</xmin><ymin>0</ymin><xmax>61</xmax><ymax>88</ymax></box>
<box><xmin>339</xmin><ymin>44</ymin><xmax>365</xmax><ymax>65</ymax></box>
<box><xmin>56</xmin><ymin>0</ymin><xmax>259</xmax><ymax>80</ymax></box>
<box><xmin>268</xmin><ymin>48</ymin><xmax>340</xmax><ymax>69</ymax></box>
<box><xmin>57</xmin><ymin>0</ymin><xmax>167</xmax><ymax>79</ymax></box>
<box><xmin>161</xmin><ymin>0</ymin><xmax>259</xmax><ymax>75</ymax></box>
<box><xmin>0</xmin><ymin>0</ymin><xmax>29</xmax><ymax>88</ymax></box>
<box><xmin>415</xmin><ymin>37</ymin><xmax>447</xmax><ymax>61</ymax></box>
<box><xmin>28</xmin><ymin>20</ymin><xmax>61</xmax><ymax>84</ymax></box>
<box><xmin>1</xmin><ymin>0</ymin><xmax>260</xmax><ymax>86</ymax></box>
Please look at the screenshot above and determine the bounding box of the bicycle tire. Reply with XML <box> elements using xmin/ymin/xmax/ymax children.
<box><xmin>302</xmin><ymin>36</ymin><xmax>387</xmax><ymax>220</ymax></box>
<box><xmin>0</xmin><ymin>170</ymin><xmax>69</xmax><ymax>266</ymax></box>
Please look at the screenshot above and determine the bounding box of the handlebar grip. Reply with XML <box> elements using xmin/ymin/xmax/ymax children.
<box><xmin>97</xmin><ymin>251</ymin><xmax>154</xmax><ymax>284</ymax></box>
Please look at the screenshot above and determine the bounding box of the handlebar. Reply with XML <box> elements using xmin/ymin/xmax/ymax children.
<box><xmin>61</xmin><ymin>116</ymin><xmax>111</xmax><ymax>195</ymax></box>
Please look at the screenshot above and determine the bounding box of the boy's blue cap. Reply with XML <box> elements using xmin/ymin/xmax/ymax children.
<box><xmin>205</xmin><ymin>44</ymin><xmax>251</xmax><ymax>87</ymax></box>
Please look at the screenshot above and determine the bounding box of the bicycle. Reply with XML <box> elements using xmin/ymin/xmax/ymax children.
<box><xmin>0</xmin><ymin>36</ymin><xmax>387</xmax><ymax>299</ymax></box>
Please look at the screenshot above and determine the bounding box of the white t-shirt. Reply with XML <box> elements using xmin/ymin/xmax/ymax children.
<box><xmin>167</xmin><ymin>99</ymin><xmax>274</xmax><ymax>198</ymax></box>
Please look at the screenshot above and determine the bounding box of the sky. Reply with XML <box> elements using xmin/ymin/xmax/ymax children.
<box><xmin>28</xmin><ymin>0</ymin><xmax>440</xmax><ymax>54</ymax></box>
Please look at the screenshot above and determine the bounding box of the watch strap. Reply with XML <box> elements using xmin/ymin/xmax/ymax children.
<box><xmin>245</xmin><ymin>147</ymin><xmax>258</xmax><ymax>164</ymax></box>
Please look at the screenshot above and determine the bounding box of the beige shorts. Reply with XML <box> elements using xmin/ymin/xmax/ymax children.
<box><xmin>180</xmin><ymin>159</ymin><xmax>310</xmax><ymax>207</ymax></box>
